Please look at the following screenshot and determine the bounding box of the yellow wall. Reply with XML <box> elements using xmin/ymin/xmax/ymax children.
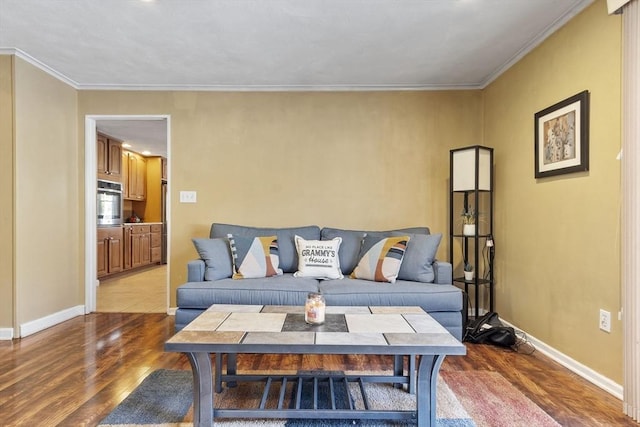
<box><xmin>0</xmin><ymin>56</ymin><xmax>14</xmax><ymax>331</ymax></box>
<box><xmin>78</xmin><ymin>90</ymin><xmax>483</xmax><ymax>306</ymax></box>
<box><xmin>13</xmin><ymin>57</ymin><xmax>81</xmax><ymax>326</ymax></box>
<box><xmin>3</xmin><ymin>0</ymin><xmax>625</xmax><ymax>387</ymax></box>
<box><xmin>484</xmin><ymin>0</ymin><xmax>622</xmax><ymax>381</ymax></box>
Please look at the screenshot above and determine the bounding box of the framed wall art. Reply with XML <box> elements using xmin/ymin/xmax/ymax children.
<box><xmin>534</xmin><ymin>90</ymin><xmax>589</xmax><ymax>178</ymax></box>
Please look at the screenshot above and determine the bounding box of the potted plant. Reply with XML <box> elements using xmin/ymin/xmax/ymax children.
<box><xmin>463</xmin><ymin>262</ymin><xmax>474</xmax><ymax>281</ymax></box>
<box><xmin>461</xmin><ymin>208</ymin><xmax>476</xmax><ymax>236</ymax></box>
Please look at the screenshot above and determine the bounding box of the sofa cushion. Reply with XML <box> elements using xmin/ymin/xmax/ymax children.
<box><xmin>293</xmin><ymin>235</ymin><xmax>343</xmax><ymax>280</ymax></box>
<box><xmin>350</xmin><ymin>235</ymin><xmax>410</xmax><ymax>283</ymax></box>
<box><xmin>320</xmin><ymin>227</ymin><xmax>430</xmax><ymax>275</ymax></box>
<box><xmin>177</xmin><ymin>273</ymin><xmax>319</xmax><ymax>309</ymax></box>
<box><xmin>191</xmin><ymin>238</ymin><xmax>233</xmax><ymax>281</ymax></box>
<box><xmin>320</xmin><ymin>228</ymin><xmax>366</xmax><ymax>275</ymax></box>
<box><xmin>318</xmin><ymin>278</ymin><xmax>463</xmax><ymax>313</ymax></box>
<box><xmin>211</xmin><ymin>223</ymin><xmax>321</xmax><ymax>273</ymax></box>
<box><xmin>228</xmin><ymin>234</ymin><xmax>283</xmax><ymax>279</ymax></box>
<box><xmin>393</xmin><ymin>232</ymin><xmax>442</xmax><ymax>283</ymax></box>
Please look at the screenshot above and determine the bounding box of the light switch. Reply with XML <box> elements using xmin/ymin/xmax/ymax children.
<box><xmin>180</xmin><ymin>191</ymin><xmax>197</xmax><ymax>203</ymax></box>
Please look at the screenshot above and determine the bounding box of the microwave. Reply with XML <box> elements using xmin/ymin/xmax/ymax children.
<box><xmin>97</xmin><ymin>180</ymin><xmax>123</xmax><ymax>226</ymax></box>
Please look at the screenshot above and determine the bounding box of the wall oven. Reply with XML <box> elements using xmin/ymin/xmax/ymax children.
<box><xmin>97</xmin><ymin>180</ymin><xmax>123</xmax><ymax>226</ymax></box>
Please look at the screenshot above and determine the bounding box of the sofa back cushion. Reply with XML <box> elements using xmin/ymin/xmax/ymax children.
<box><xmin>210</xmin><ymin>223</ymin><xmax>321</xmax><ymax>273</ymax></box>
<box><xmin>350</xmin><ymin>235</ymin><xmax>410</xmax><ymax>283</ymax></box>
<box><xmin>321</xmin><ymin>227</ymin><xmax>430</xmax><ymax>275</ymax></box>
<box><xmin>192</xmin><ymin>238</ymin><xmax>233</xmax><ymax>281</ymax></box>
<box><xmin>393</xmin><ymin>232</ymin><xmax>442</xmax><ymax>283</ymax></box>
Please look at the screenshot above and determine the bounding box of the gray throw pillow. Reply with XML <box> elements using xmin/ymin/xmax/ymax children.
<box><xmin>192</xmin><ymin>238</ymin><xmax>233</xmax><ymax>281</ymax></box>
<box><xmin>394</xmin><ymin>232</ymin><xmax>442</xmax><ymax>283</ymax></box>
<box><xmin>210</xmin><ymin>223</ymin><xmax>321</xmax><ymax>273</ymax></box>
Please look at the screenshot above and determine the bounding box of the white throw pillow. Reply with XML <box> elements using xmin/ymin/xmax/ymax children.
<box><xmin>293</xmin><ymin>235</ymin><xmax>343</xmax><ymax>280</ymax></box>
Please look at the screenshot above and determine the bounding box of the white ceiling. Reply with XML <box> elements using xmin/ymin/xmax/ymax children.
<box><xmin>96</xmin><ymin>119</ymin><xmax>168</xmax><ymax>158</ymax></box>
<box><xmin>0</xmin><ymin>0</ymin><xmax>595</xmax><ymax>155</ymax></box>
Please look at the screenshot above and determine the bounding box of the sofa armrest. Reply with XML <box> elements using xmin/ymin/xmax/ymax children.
<box><xmin>433</xmin><ymin>260</ymin><xmax>452</xmax><ymax>284</ymax></box>
<box><xmin>187</xmin><ymin>259</ymin><xmax>206</xmax><ymax>282</ymax></box>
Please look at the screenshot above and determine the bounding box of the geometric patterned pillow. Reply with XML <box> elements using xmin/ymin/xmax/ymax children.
<box><xmin>350</xmin><ymin>235</ymin><xmax>410</xmax><ymax>283</ymax></box>
<box><xmin>227</xmin><ymin>234</ymin><xmax>283</xmax><ymax>279</ymax></box>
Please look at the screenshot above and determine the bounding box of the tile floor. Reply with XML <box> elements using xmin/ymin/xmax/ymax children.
<box><xmin>96</xmin><ymin>265</ymin><xmax>168</xmax><ymax>313</ymax></box>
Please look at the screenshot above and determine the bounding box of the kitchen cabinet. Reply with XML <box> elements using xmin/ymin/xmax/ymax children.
<box><xmin>97</xmin><ymin>133</ymin><xmax>122</xmax><ymax>181</ymax></box>
<box><xmin>130</xmin><ymin>224</ymin><xmax>151</xmax><ymax>269</ymax></box>
<box><xmin>124</xmin><ymin>151</ymin><xmax>146</xmax><ymax>201</ymax></box>
<box><xmin>123</xmin><ymin>225</ymin><xmax>132</xmax><ymax>270</ymax></box>
<box><xmin>121</xmin><ymin>151</ymin><xmax>130</xmax><ymax>200</ymax></box>
<box><xmin>122</xmin><ymin>223</ymin><xmax>162</xmax><ymax>271</ymax></box>
<box><xmin>150</xmin><ymin>224</ymin><xmax>162</xmax><ymax>263</ymax></box>
<box><xmin>97</xmin><ymin>226</ymin><xmax>123</xmax><ymax>278</ymax></box>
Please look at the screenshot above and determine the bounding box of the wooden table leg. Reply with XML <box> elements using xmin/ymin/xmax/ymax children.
<box><xmin>187</xmin><ymin>352</ymin><xmax>214</xmax><ymax>427</ymax></box>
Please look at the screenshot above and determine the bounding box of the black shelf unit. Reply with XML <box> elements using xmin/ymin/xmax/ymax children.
<box><xmin>449</xmin><ymin>146</ymin><xmax>494</xmax><ymax>321</ymax></box>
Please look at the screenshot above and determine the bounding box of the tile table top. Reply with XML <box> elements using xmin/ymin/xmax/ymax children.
<box><xmin>167</xmin><ymin>304</ymin><xmax>464</xmax><ymax>355</ymax></box>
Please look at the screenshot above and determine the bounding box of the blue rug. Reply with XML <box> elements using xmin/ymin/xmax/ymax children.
<box><xmin>99</xmin><ymin>369</ymin><xmax>475</xmax><ymax>426</ymax></box>
<box><xmin>99</xmin><ymin>370</ymin><xmax>193</xmax><ymax>425</ymax></box>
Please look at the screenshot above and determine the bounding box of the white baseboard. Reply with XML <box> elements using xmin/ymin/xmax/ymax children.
<box><xmin>0</xmin><ymin>328</ymin><xmax>14</xmax><ymax>340</ymax></box>
<box><xmin>19</xmin><ymin>305</ymin><xmax>85</xmax><ymax>338</ymax></box>
<box><xmin>167</xmin><ymin>307</ymin><xmax>176</xmax><ymax>315</ymax></box>
<box><xmin>501</xmin><ymin>319</ymin><xmax>623</xmax><ymax>399</ymax></box>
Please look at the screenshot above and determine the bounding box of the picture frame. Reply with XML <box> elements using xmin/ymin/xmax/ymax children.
<box><xmin>534</xmin><ymin>90</ymin><xmax>589</xmax><ymax>178</ymax></box>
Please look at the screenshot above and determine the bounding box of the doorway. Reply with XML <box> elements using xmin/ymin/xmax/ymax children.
<box><xmin>85</xmin><ymin>115</ymin><xmax>170</xmax><ymax>314</ymax></box>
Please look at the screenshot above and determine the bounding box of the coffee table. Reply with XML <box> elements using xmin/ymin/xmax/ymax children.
<box><xmin>165</xmin><ymin>304</ymin><xmax>466</xmax><ymax>426</ymax></box>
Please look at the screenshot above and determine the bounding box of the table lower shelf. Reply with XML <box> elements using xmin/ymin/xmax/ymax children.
<box><xmin>214</xmin><ymin>372</ymin><xmax>416</xmax><ymax>422</ymax></box>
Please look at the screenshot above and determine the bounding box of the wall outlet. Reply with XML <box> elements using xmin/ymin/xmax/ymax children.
<box><xmin>599</xmin><ymin>309</ymin><xmax>611</xmax><ymax>333</ymax></box>
<box><xmin>179</xmin><ymin>191</ymin><xmax>197</xmax><ymax>203</ymax></box>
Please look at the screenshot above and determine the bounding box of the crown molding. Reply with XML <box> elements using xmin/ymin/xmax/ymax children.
<box><xmin>0</xmin><ymin>47</ymin><xmax>80</xmax><ymax>89</ymax></box>
<box><xmin>74</xmin><ymin>82</ymin><xmax>483</xmax><ymax>92</ymax></box>
<box><xmin>0</xmin><ymin>48</ymin><xmax>482</xmax><ymax>92</ymax></box>
<box><xmin>480</xmin><ymin>0</ymin><xmax>596</xmax><ymax>89</ymax></box>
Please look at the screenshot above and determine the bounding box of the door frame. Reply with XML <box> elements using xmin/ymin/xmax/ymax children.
<box><xmin>84</xmin><ymin>115</ymin><xmax>171</xmax><ymax>313</ymax></box>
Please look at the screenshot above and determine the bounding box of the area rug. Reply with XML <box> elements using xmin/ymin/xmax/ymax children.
<box><xmin>99</xmin><ymin>369</ymin><xmax>558</xmax><ymax>427</ymax></box>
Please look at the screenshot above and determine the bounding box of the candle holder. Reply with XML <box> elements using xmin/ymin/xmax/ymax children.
<box><xmin>305</xmin><ymin>293</ymin><xmax>326</xmax><ymax>325</ymax></box>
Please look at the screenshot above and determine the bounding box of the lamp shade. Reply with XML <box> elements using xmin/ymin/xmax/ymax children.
<box><xmin>452</xmin><ymin>146</ymin><xmax>492</xmax><ymax>191</ymax></box>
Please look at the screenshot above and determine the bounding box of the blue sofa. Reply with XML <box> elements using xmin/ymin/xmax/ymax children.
<box><xmin>175</xmin><ymin>223</ymin><xmax>464</xmax><ymax>340</ymax></box>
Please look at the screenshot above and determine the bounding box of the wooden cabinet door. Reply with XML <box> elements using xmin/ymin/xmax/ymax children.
<box><xmin>121</xmin><ymin>152</ymin><xmax>130</xmax><ymax>199</ymax></box>
<box><xmin>136</xmin><ymin>156</ymin><xmax>146</xmax><ymax>200</ymax></box>
<box><xmin>140</xmin><ymin>233</ymin><xmax>151</xmax><ymax>265</ymax></box>
<box><xmin>128</xmin><ymin>153</ymin><xmax>138</xmax><ymax>200</ymax></box>
<box><xmin>131</xmin><ymin>233</ymin><xmax>142</xmax><ymax>268</ymax></box>
<box><xmin>107</xmin><ymin>140</ymin><xmax>122</xmax><ymax>178</ymax></box>
<box><xmin>98</xmin><ymin>134</ymin><xmax>122</xmax><ymax>181</ymax></box>
<box><xmin>97</xmin><ymin>231</ymin><xmax>107</xmax><ymax>278</ymax></box>
<box><xmin>150</xmin><ymin>224</ymin><xmax>162</xmax><ymax>263</ymax></box>
<box><xmin>107</xmin><ymin>229</ymin><xmax>123</xmax><ymax>274</ymax></box>
<box><xmin>122</xmin><ymin>150</ymin><xmax>147</xmax><ymax>200</ymax></box>
<box><xmin>97</xmin><ymin>134</ymin><xmax>108</xmax><ymax>179</ymax></box>
<box><xmin>97</xmin><ymin>226</ymin><xmax>123</xmax><ymax>278</ymax></box>
<box><xmin>123</xmin><ymin>225</ymin><xmax>132</xmax><ymax>270</ymax></box>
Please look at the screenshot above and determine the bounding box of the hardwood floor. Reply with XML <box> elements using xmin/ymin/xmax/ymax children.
<box><xmin>0</xmin><ymin>313</ymin><xmax>634</xmax><ymax>426</ymax></box>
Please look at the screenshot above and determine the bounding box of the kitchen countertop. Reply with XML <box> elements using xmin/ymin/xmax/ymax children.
<box><xmin>123</xmin><ymin>222</ymin><xmax>163</xmax><ymax>225</ymax></box>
